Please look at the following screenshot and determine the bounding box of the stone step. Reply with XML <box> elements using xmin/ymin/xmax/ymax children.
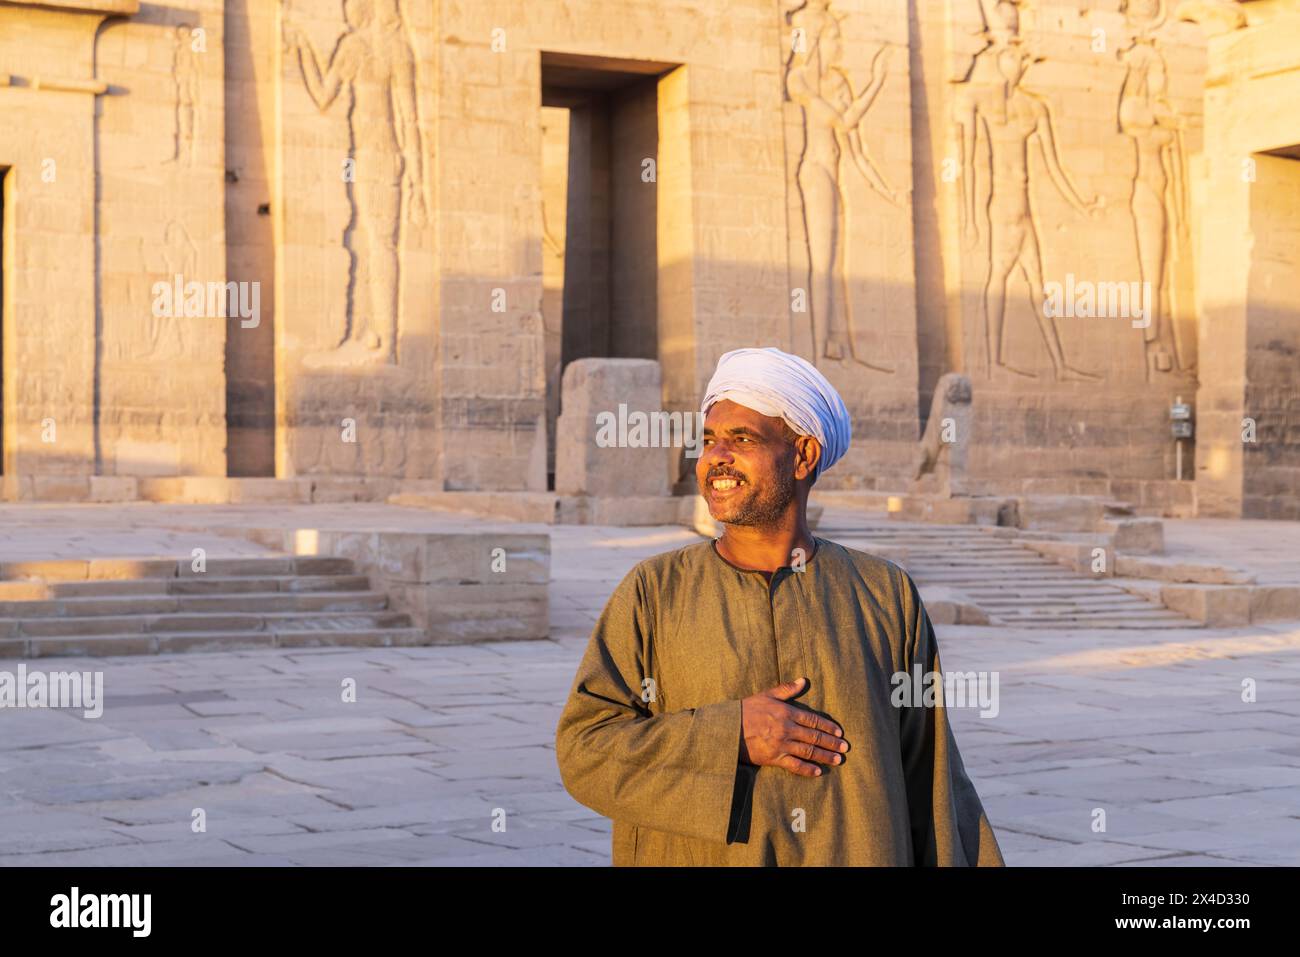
<box><xmin>900</xmin><ymin>547</ymin><xmax>1042</xmax><ymax>555</ymax></box>
<box><xmin>0</xmin><ymin>574</ymin><xmax>374</xmax><ymax>599</ymax></box>
<box><xmin>909</xmin><ymin>557</ymin><xmax>1052</xmax><ymax>566</ymax></box>
<box><xmin>827</xmin><ymin>526</ymin><xmax>1009</xmax><ymax>535</ymax></box>
<box><xmin>961</xmin><ymin>582</ymin><xmax>1117</xmax><ymax>593</ymax></box>
<box><xmin>0</xmin><ymin>580</ymin><xmax>166</xmax><ymax>600</ymax></box>
<box><xmin>823</xmin><ymin>519</ymin><xmax>1201</xmax><ymax>627</ymax></box>
<box><xmin>913</xmin><ymin>565</ymin><xmax>1081</xmax><ymax>575</ymax></box>
<box><xmin>915</xmin><ymin>562</ymin><xmax>1049</xmax><ymax>571</ymax></box>
<box><xmin>0</xmin><ymin>555</ymin><xmax>356</xmax><ymax>582</ymax></box>
<box><xmin>0</xmin><ymin>627</ymin><xmax>427</xmax><ymax>658</ymax></box>
<box><xmin>836</xmin><ymin>541</ymin><xmax>1029</xmax><ymax>552</ymax></box>
<box><xmin>920</xmin><ymin>571</ymin><xmax>1079</xmax><ymax>578</ymax></box>
<box><xmin>166</xmin><ymin>575</ymin><xmax>372</xmax><ymax>595</ymax></box>
<box><xmin>988</xmin><ymin>616</ymin><xmax>1195</xmax><ymax>629</ymax></box>
<box><xmin>2</xmin><ymin>610</ymin><xmax>412</xmax><ymax>638</ymax></box>
<box><xmin>993</xmin><ymin>608</ymin><xmax>1189</xmax><ymax>621</ymax></box>
<box><xmin>0</xmin><ymin>591</ymin><xmax>389</xmax><ymax>619</ymax></box>
<box><xmin>918</xmin><ymin>577</ymin><xmax>1084</xmax><ymax>588</ymax></box>
<box><xmin>974</xmin><ymin>595</ymin><xmax>1157</xmax><ymax>608</ymax></box>
<box><xmin>985</xmin><ymin>593</ymin><xmax>1169</xmax><ymax>607</ymax></box>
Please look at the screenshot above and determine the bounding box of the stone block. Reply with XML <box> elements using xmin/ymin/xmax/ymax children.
<box><xmin>387</xmin><ymin>492</ymin><xmax>561</xmax><ymax>524</ymax></box>
<box><xmin>89</xmin><ymin>476</ymin><xmax>139</xmax><ymax>502</ymax></box>
<box><xmin>1021</xmin><ymin>540</ymin><xmax>1113</xmax><ymax>576</ymax></box>
<box><xmin>138</xmin><ymin>477</ymin><xmax>230</xmax><ymax>504</ymax></box>
<box><xmin>889</xmin><ymin>495</ymin><xmax>978</xmax><ymax>525</ymax></box>
<box><xmin>226</xmin><ymin>479</ymin><xmax>312</xmax><ymax>504</ymax></box>
<box><xmin>419</xmin><ymin>584</ymin><xmax>549</xmax><ymax>642</ymax></box>
<box><xmin>1248</xmin><ymin>586</ymin><xmax>1300</xmax><ymax>622</ymax></box>
<box><xmin>563</xmin><ymin>496</ymin><xmax>680</xmax><ymax>526</ymax></box>
<box><xmin>0</xmin><ymin>560</ymin><xmax>90</xmax><ymax>582</ymax></box>
<box><xmin>1159</xmin><ymin>585</ymin><xmax>1251</xmax><ymax>626</ymax></box>
<box><xmin>555</xmin><ymin>359</ymin><xmax>671</xmax><ymax>498</ymax></box>
<box><xmin>919</xmin><ymin>585</ymin><xmax>991</xmax><ymax>626</ymax></box>
<box><xmin>1106</xmin><ymin>518</ymin><xmax>1165</xmax><ymax>554</ymax></box>
<box><xmin>309</xmin><ymin>478</ymin><xmax>397</xmax><ymax>503</ymax></box>
<box><xmin>1015</xmin><ymin>496</ymin><xmax>1105</xmax><ymax>532</ymax></box>
<box><xmin>263</xmin><ymin>527</ymin><xmax>551</xmax><ymax>644</ymax></box>
<box><xmin>1113</xmin><ymin>556</ymin><xmax>1254</xmax><ymax>585</ymax></box>
<box><xmin>87</xmin><ymin>559</ymin><xmax>179</xmax><ymax>580</ymax></box>
<box><xmin>31</xmin><ymin>476</ymin><xmax>92</xmax><ymax>502</ymax></box>
<box><xmin>1</xmin><ymin>475</ymin><xmax>34</xmax><ymax>502</ymax></box>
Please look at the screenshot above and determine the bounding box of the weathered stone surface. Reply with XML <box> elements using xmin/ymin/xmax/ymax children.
<box><xmin>1021</xmin><ymin>540</ymin><xmax>1113</xmax><ymax>577</ymax></box>
<box><xmin>242</xmin><ymin>527</ymin><xmax>551</xmax><ymax>644</ymax></box>
<box><xmin>89</xmin><ymin>477</ymin><xmax>139</xmax><ymax>503</ymax></box>
<box><xmin>1159</xmin><ymin>585</ymin><xmax>1252</xmax><ymax>627</ymax></box>
<box><xmin>1015</xmin><ymin>497</ymin><xmax>1106</xmax><ymax>533</ymax></box>
<box><xmin>1106</xmin><ymin>518</ymin><xmax>1166</xmax><ymax>555</ymax></box>
<box><xmin>555</xmin><ymin>359</ymin><xmax>671</xmax><ymax>498</ymax></box>
<box><xmin>1114</xmin><ymin>556</ymin><xmax>1255</xmax><ymax>585</ymax></box>
<box><xmin>1248</xmin><ymin>586</ymin><xmax>1300</xmax><ymax>622</ymax></box>
<box><xmin>913</xmin><ymin>374</ymin><xmax>974</xmax><ymax>496</ymax></box>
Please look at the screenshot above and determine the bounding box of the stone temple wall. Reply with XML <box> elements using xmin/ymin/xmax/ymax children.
<box><xmin>0</xmin><ymin>0</ymin><xmax>1296</xmax><ymax>516</ymax></box>
<box><xmin>915</xmin><ymin>0</ymin><xmax>1207</xmax><ymax>499</ymax></box>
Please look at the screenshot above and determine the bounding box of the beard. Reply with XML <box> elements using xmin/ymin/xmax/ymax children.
<box><xmin>709</xmin><ymin>467</ymin><xmax>797</xmax><ymax>528</ymax></box>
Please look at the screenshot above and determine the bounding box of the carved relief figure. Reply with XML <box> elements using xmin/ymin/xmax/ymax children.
<box><xmin>784</xmin><ymin>0</ymin><xmax>899</xmax><ymax>372</ymax></box>
<box><xmin>1118</xmin><ymin>0</ymin><xmax>1193</xmax><ymax>378</ymax></box>
<box><xmin>284</xmin><ymin>0</ymin><xmax>427</xmax><ymax>366</ymax></box>
<box><xmin>149</xmin><ymin>221</ymin><xmax>198</xmax><ymax>358</ymax></box>
<box><xmin>955</xmin><ymin>0</ymin><xmax>1103</xmax><ymax>382</ymax></box>
<box><xmin>169</xmin><ymin>25</ymin><xmax>200</xmax><ymax>166</ymax></box>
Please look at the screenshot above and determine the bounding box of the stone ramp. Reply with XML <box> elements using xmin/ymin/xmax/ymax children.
<box><xmin>0</xmin><ymin>556</ymin><xmax>424</xmax><ymax>657</ymax></box>
<box><xmin>817</xmin><ymin>516</ymin><xmax>1197</xmax><ymax>630</ymax></box>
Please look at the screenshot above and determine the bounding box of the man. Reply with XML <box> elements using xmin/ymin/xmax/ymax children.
<box><xmin>555</xmin><ymin>346</ymin><xmax>1005</xmax><ymax>866</ymax></box>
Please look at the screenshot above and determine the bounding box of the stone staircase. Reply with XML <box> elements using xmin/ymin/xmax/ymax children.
<box><xmin>0</xmin><ymin>556</ymin><xmax>425</xmax><ymax>657</ymax></box>
<box><xmin>818</xmin><ymin>517</ymin><xmax>1197</xmax><ymax>629</ymax></box>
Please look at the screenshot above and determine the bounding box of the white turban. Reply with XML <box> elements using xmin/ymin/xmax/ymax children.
<box><xmin>700</xmin><ymin>347</ymin><xmax>852</xmax><ymax>480</ymax></box>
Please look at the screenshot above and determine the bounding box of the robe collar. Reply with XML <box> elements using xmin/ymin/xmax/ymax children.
<box><xmin>708</xmin><ymin>534</ymin><xmax>825</xmax><ymax>580</ymax></box>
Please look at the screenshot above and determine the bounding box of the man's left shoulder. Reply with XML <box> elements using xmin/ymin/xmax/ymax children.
<box><xmin>817</xmin><ymin>537</ymin><xmax>914</xmax><ymax>593</ymax></box>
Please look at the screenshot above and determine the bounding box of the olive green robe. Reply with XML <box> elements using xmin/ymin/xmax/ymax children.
<box><xmin>554</xmin><ymin>535</ymin><xmax>1006</xmax><ymax>866</ymax></box>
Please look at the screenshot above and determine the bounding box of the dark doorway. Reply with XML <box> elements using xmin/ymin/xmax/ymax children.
<box><xmin>224</xmin><ymin>2</ymin><xmax>277</xmax><ymax>477</ymax></box>
<box><xmin>540</xmin><ymin>52</ymin><xmax>672</xmax><ymax>489</ymax></box>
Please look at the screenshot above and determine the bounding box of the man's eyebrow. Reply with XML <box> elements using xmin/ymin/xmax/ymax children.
<box><xmin>702</xmin><ymin>426</ymin><xmax>764</xmax><ymax>437</ymax></box>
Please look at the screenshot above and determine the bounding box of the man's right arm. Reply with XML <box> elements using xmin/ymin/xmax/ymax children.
<box><xmin>554</xmin><ymin>566</ymin><xmax>748</xmax><ymax>845</ymax></box>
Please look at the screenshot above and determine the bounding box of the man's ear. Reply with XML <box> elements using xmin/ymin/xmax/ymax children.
<box><xmin>793</xmin><ymin>434</ymin><xmax>822</xmax><ymax>481</ymax></box>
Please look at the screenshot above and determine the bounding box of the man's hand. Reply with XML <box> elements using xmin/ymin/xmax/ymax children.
<box><xmin>740</xmin><ymin>677</ymin><xmax>849</xmax><ymax>777</ymax></box>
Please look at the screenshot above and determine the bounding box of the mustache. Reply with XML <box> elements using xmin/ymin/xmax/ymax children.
<box><xmin>705</xmin><ymin>468</ymin><xmax>748</xmax><ymax>482</ymax></box>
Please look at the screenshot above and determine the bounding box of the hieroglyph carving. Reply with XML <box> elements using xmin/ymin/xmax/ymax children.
<box><xmin>284</xmin><ymin>0</ymin><xmax>427</xmax><ymax>367</ymax></box>
<box><xmin>783</xmin><ymin>0</ymin><xmax>899</xmax><ymax>372</ymax></box>
<box><xmin>148</xmin><ymin>221</ymin><xmax>199</xmax><ymax>358</ymax></box>
<box><xmin>1119</xmin><ymin>0</ymin><xmax>1194</xmax><ymax>379</ymax></box>
<box><xmin>169</xmin><ymin>25</ymin><xmax>200</xmax><ymax>167</ymax></box>
<box><xmin>954</xmin><ymin>0</ymin><xmax>1104</xmax><ymax>382</ymax></box>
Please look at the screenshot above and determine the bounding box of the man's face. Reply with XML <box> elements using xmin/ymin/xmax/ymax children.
<box><xmin>698</xmin><ymin>399</ymin><xmax>813</xmax><ymax>527</ymax></box>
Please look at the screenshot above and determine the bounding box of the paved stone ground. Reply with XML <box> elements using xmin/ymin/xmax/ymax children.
<box><xmin>1162</xmin><ymin>517</ymin><xmax>1300</xmax><ymax>585</ymax></box>
<box><xmin>1</xmin><ymin>517</ymin><xmax>1298</xmax><ymax>866</ymax></box>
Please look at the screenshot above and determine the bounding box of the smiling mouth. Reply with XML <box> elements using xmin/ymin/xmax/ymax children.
<box><xmin>708</xmin><ymin>476</ymin><xmax>747</xmax><ymax>494</ymax></box>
